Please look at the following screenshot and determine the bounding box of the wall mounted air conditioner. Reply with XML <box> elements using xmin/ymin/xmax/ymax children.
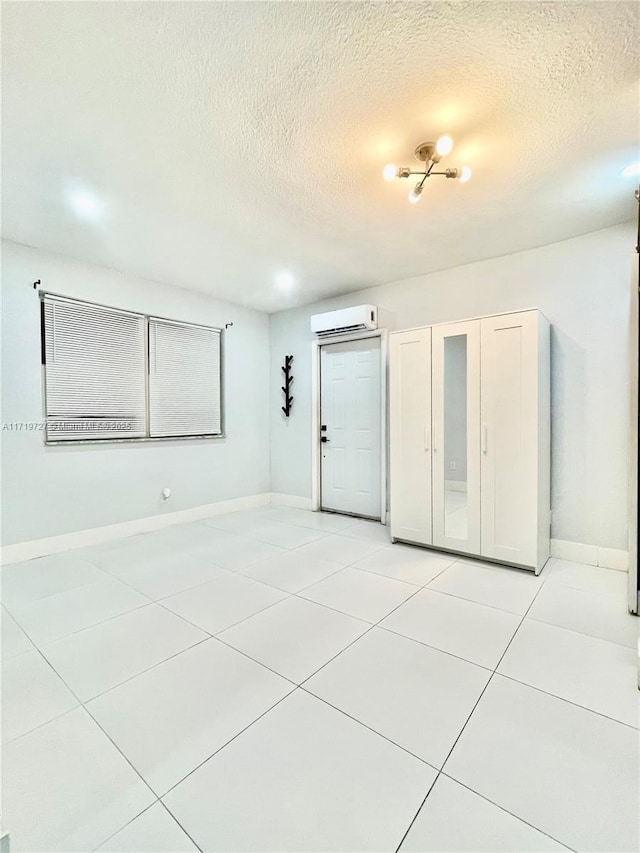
<box><xmin>310</xmin><ymin>305</ymin><xmax>378</xmax><ymax>338</ymax></box>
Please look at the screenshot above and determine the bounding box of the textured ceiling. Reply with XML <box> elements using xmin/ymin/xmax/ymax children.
<box><xmin>2</xmin><ymin>2</ymin><xmax>638</xmax><ymax>312</ymax></box>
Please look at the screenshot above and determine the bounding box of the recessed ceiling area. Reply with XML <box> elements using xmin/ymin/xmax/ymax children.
<box><xmin>2</xmin><ymin>1</ymin><xmax>638</xmax><ymax>312</ymax></box>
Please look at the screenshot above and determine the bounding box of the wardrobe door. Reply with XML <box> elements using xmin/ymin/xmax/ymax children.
<box><xmin>389</xmin><ymin>327</ymin><xmax>432</xmax><ymax>545</ymax></box>
<box><xmin>432</xmin><ymin>320</ymin><xmax>481</xmax><ymax>555</ymax></box>
<box><xmin>480</xmin><ymin>310</ymin><xmax>548</xmax><ymax>571</ymax></box>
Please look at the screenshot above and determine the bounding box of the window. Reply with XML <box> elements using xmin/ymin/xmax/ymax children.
<box><xmin>41</xmin><ymin>294</ymin><xmax>223</xmax><ymax>443</ymax></box>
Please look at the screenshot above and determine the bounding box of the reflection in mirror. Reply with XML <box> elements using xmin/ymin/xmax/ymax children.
<box><xmin>444</xmin><ymin>335</ymin><xmax>468</xmax><ymax>539</ymax></box>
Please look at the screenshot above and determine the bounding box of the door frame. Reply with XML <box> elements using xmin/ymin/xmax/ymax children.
<box><xmin>311</xmin><ymin>329</ymin><xmax>388</xmax><ymax>523</ymax></box>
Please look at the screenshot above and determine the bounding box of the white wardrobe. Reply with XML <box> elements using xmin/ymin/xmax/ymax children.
<box><xmin>389</xmin><ymin>309</ymin><xmax>550</xmax><ymax>573</ymax></box>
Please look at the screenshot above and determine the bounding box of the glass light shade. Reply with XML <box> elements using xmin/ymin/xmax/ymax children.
<box><xmin>435</xmin><ymin>135</ymin><xmax>454</xmax><ymax>157</ymax></box>
<box><xmin>408</xmin><ymin>186</ymin><xmax>423</xmax><ymax>203</ymax></box>
<box><xmin>459</xmin><ymin>166</ymin><xmax>472</xmax><ymax>183</ymax></box>
<box><xmin>382</xmin><ymin>163</ymin><xmax>398</xmax><ymax>182</ymax></box>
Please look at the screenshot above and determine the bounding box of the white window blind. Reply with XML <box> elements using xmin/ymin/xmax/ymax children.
<box><xmin>42</xmin><ymin>295</ymin><xmax>147</xmax><ymax>441</ymax></box>
<box><xmin>148</xmin><ymin>318</ymin><xmax>222</xmax><ymax>438</ymax></box>
<box><xmin>42</xmin><ymin>296</ymin><xmax>146</xmax><ymax>441</ymax></box>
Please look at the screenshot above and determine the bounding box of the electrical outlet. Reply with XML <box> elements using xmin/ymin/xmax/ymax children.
<box><xmin>449</xmin><ymin>461</ymin><xmax>456</xmax><ymax>471</ymax></box>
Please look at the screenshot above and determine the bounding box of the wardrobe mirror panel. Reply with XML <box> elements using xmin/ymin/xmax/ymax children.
<box><xmin>443</xmin><ymin>334</ymin><xmax>468</xmax><ymax>539</ymax></box>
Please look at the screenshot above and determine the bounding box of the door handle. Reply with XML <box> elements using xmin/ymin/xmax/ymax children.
<box><xmin>482</xmin><ymin>424</ymin><xmax>488</xmax><ymax>453</ymax></box>
<box><xmin>320</xmin><ymin>436</ymin><xmax>330</xmax><ymax>443</ymax></box>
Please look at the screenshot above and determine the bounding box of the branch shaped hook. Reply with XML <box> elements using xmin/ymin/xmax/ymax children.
<box><xmin>281</xmin><ymin>354</ymin><xmax>294</xmax><ymax>417</ymax></box>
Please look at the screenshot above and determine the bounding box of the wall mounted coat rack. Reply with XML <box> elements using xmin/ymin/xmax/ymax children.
<box><xmin>281</xmin><ymin>355</ymin><xmax>294</xmax><ymax>417</ymax></box>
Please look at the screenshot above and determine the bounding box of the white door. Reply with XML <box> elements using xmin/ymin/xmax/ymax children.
<box><xmin>480</xmin><ymin>311</ymin><xmax>541</xmax><ymax>568</ymax></box>
<box><xmin>320</xmin><ymin>337</ymin><xmax>382</xmax><ymax>519</ymax></box>
<box><xmin>432</xmin><ymin>320</ymin><xmax>481</xmax><ymax>555</ymax></box>
<box><xmin>389</xmin><ymin>327</ymin><xmax>432</xmax><ymax>544</ymax></box>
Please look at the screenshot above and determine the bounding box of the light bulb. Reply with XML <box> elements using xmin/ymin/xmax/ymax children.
<box><xmin>435</xmin><ymin>135</ymin><xmax>454</xmax><ymax>157</ymax></box>
<box><xmin>459</xmin><ymin>165</ymin><xmax>472</xmax><ymax>183</ymax></box>
<box><xmin>408</xmin><ymin>185</ymin><xmax>423</xmax><ymax>203</ymax></box>
<box><xmin>621</xmin><ymin>162</ymin><xmax>640</xmax><ymax>178</ymax></box>
<box><xmin>382</xmin><ymin>163</ymin><xmax>398</xmax><ymax>182</ymax></box>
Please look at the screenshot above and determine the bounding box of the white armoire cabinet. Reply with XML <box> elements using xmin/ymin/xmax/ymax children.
<box><xmin>389</xmin><ymin>309</ymin><xmax>550</xmax><ymax>573</ymax></box>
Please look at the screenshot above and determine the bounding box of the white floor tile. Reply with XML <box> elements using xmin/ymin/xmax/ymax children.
<box><xmin>199</xmin><ymin>507</ymin><xmax>279</xmax><ymax>535</ymax></box>
<box><xmin>291</xmin><ymin>535</ymin><xmax>386</xmax><ymax>567</ymax></box>
<box><xmin>162</xmin><ymin>573</ymin><xmax>286</xmax><ymax>634</ymax></box>
<box><xmin>138</xmin><ymin>521</ymin><xmax>230</xmax><ymax>549</ymax></box>
<box><xmin>2</xmin><ymin>650</ymin><xmax>78</xmax><ymax>742</ymax></box>
<box><xmin>545</xmin><ymin>558</ymin><xmax>628</xmax><ymax>597</ymax></box>
<box><xmin>240</xmin><ymin>549</ymin><xmax>343</xmax><ymax>593</ymax></box>
<box><xmin>1</xmin><ymin>553</ymin><xmax>106</xmax><ymax>609</ymax></box>
<box><xmin>2</xmin><ymin>707</ymin><xmax>154</xmax><ymax>853</ymax></box>
<box><xmin>528</xmin><ymin>580</ymin><xmax>638</xmax><ymax>648</ymax></box>
<box><xmin>338</xmin><ymin>519</ymin><xmax>392</xmax><ymax>544</ymax></box>
<box><xmin>381</xmin><ymin>589</ymin><xmax>520</xmax><ymax>669</ymax></box>
<box><xmin>1</xmin><ymin>606</ymin><xmax>34</xmax><ymax>659</ymax></box>
<box><xmin>498</xmin><ymin>619</ymin><xmax>639</xmax><ymax>727</ymax></box>
<box><xmin>400</xmin><ymin>775</ymin><xmax>568</xmax><ymax>852</ymax></box>
<box><xmin>163</xmin><ymin>689</ymin><xmax>437</xmax><ymax>853</ymax></box>
<box><xmin>42</xmin><ymin>605</ymin><xmax>207</xmax><ymax>701</ymax></box>
<box><xmin>306</xmin><ymin>628</ymin><xmax>490</xmax><ymax>768</ymax></box>
<box><xmin>194</xmin><ymin>531</ymin><xmax>285</xmax><ymax>571</ymax></box>
<box><xmin>268</xmin><ymin>507</ymin><xmax>356</xmax><ymax>533</ymax></box>
<box><xmin>6</xmin><ymin>576</ymin><xmax>149</xmax><ymax>645</ymax></box>
<box><xmin>88</xmin><ymin>638</ymin><xmax>293</xmax><ymax>794</ymax></box>
<box><xmin>445</xmin><ymin>675</ymin><xmax>640</xmax><ymax>852</ymax></box>
<box><xmin>245</xmin><ymin>520</ymin><xmax>327</xmax><ymax>549</ymax></box>
<box><xmin>218</xmin><ymin>596</ymin><xmax>369</xmax><ymax>683</ymax></box>
<box><xmin>429</xmin><ymin>559</ymin><xmax>542</xmax><ymax>615</ymax></box>
<box><xmin>352</xmin><ymin>544</ymin><xmax>454</xmax><ymax>585</ymax></box>
<box><xmin>98</xmin><ymin>550</ymin><xmax>227</xmax><ymax>600</ymax></box>
<box><xmin>300</xmin><ymin>567</ymin><xmax>417</xmax><ymax>623</ymax></box>
<box><xmin>84</xmin><ymin>534</ymin><xmax>214</xmax><ymax>572</ymax></box>
<box><xmin>97</xmin><ymin>803</ymin><xmax>198</xmax><ymax>852</ymax></box>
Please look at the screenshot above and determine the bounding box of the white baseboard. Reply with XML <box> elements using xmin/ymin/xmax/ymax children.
<box><xmin>550</xmin><ymin>539</ymin><xmax>629</xmax><ymax>572</ymax></box>
<box><xmin>269</xmin><ymin>493</ymin><xmax>314</xmax><ymax>510</ymax></box>
<box><xmin>0</xmin><ymin>493</ymin><xmax>272</xmax><ymax>565</ymax></box>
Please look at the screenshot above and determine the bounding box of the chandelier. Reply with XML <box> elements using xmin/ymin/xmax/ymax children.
<box><xmin>383</xmin><ymin>136</ymin><xmax>471</xmax><ymax>203</ymax></box>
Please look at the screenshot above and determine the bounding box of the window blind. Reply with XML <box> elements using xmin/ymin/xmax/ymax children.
<box><xmin>42</xmin><ymin>295</ymin><xmax>147</xmax><ymax>441</ymax></box>
<box><xmin>148</xmin><ymin>318</ymin><xmax>222</xmax><ymax>437</ymax></box>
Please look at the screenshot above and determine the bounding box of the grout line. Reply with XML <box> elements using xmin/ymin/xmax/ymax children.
<box><xmin>525</xmin><ymin>611</ymin><xmax>637</xmax><ymax>651</ymax></box>
<box><xmin>494</xmin><ymin>671</ymin><xmax>640</xmax><ymax>731</ymax></box>
<box><xmin>394</xmin><ymin>774</ymin><xmax>440</xmax><ymax>853</ymax></box>
<box><xmin>89</xmin><ymin>800</ymin><xmax>163</xmax><ymax>853</ymax></box>
<box><xmin>158</xmin><ymin>687</ymin><xmax>298</xmax><ymax>800</ymax></box>
<box><xmin>14</xmin><ymin>650</ymin><xmax>162</xmax><ymax>834</ymax></box>
<box><xmin>394</xmin><ymin>579</ymin><xmax>549</xmax><ymax>852</ymax></box>
<box><xmin>7</xmin><ymin>598</ymin><xmax>155</xmax><ymax>647</ymax></box>
<box><xmin>213</xmin><ymin>633</ymin><xmax>300</xmax><ymax>688</ymax></box>
<box><xmin>156</xmin><ymin>799</ymin><xmax>204</xmax><ymax>853</ymax></box>
<box><xmin>436</xmin><ymin>772</ymin><xmax>578</xmax><ymax>853</ymax></box>
<box><xmin>417</xmin><ymin>582</ymin><xmax>536</xmax><ymax>617</ymax></box>
<box><xmin>375</xmin><ymin>623</ymin><xmax>495</xmax><ymax>673</ymax></box>
<box><xmin>54</xmin><ymin>635</ymin><xmax>211</xmax><ymax>705</ymax></box>
<box><xmin>294</xmin><ymin>557</ymin><xmax>454</xmax><ymax>690</ymax></box>
<box><xmin>299</xmin><ymin>685</ymin><xmax>441</xmax><ymax>771</ymax></box>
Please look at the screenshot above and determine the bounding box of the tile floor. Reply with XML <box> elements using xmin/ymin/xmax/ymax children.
<box><xmin>1</xmin><ymin>505</ymin><xmax>638</xmax><ymax>852</ymax></box>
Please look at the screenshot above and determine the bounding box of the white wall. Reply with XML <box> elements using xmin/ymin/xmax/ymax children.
<box><xmin>269</xmin><ymin>223</ymin><xmax>635</xmax><ymax>552</ymax></box>
<box><xmin>1</xmin><ymin>241</ymin><xmax>271</xmax><ymax>546</ymax></box>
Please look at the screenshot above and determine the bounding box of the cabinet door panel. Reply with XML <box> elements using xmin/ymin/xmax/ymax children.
<box><xmin>432</xmin><ymin>321</ymin><xmax>481</xmax><ymax>555</ymax></box>
<box><xmin>480</xmin><ymin>311</ymin><xmax>539</xmax><ymax>568</ymax></box>
<box><xmin>389</xmin><ymin>328</ymin><xmax>432</xmax><ymax>544</ymax></box>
